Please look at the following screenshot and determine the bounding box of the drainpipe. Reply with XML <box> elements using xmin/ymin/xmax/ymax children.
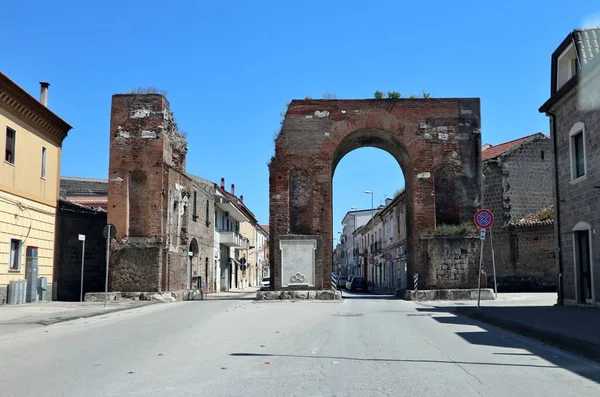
<box><xmin>548</xmin><ymin>111</ymin><xmax>564</xmax><ymax>306</ymax></box>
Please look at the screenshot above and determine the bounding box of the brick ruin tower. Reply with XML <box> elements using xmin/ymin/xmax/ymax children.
<box><xmin>107</xmin><ymin>93</ymin><xmax>188</xmax><ymax>292</ymax></box>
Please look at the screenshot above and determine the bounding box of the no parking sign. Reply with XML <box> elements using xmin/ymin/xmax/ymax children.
<box><xmin>474</xmin><ymin>209</ymin><xmax>494</xmax><ymax>229</ymax></box>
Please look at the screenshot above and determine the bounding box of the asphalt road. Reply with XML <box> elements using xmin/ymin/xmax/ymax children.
<box><xmin>1</xmin><ymin>293</ymin><xmax>599</xmax><ymax>397</ymax></box>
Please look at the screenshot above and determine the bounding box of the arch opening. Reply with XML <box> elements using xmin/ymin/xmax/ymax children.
<box><xmin>332</xmin><ymin>144</ymin><xmax>408</xmax><ymax>294</ymax></box>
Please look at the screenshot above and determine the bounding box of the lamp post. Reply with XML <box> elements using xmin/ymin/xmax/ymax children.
<box><xmin>364</xmin><ymin>191</ymin><xmax>374</xmax><ymax>219</ymax></box>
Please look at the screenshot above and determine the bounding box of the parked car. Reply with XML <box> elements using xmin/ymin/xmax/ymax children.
<box><xmin>347</xmin><ymin>276</ymin><xmax>367</xmax><ymax>292</ymax></box>
<box><xmin>345</xmin><ymin>276</ymin><xmax>355</xmax><ymax>290</ymax></box>
<box><xmin>260</xmin><ymin>277</ymin><xmax>270</xmax><ymax>291</ymax></box>
<box><xmin>336</xmin><ymin>276</ymin><xmax>348</xmax><ymax>289</ymax></box>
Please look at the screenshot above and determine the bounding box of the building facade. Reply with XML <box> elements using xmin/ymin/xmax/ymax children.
<box><xmin>540</xmin><ymin>28</ymin><xmax>600</xmax><ymax>306</ymax></box>
<box><xmin>0</xmin><ymin>74</ymin><xmax>72</xmax><ymax>303</ymax></box>
<box><xmin>481</xmin><ymin>133</ymin><xmax>557</xmax><ymax>291</ymax></box>
<box><xmin>379</xmin><ymin>192</ymin><xmax>408</xmax><ymax>292</ymax></box>
<box><xmin>339</xmin><ymin>209</ymin><xmax>374</xmax><ymax>276</ymax></box>
<box><xmin>53</xmin><ymin>200</ymin><xmax>107</xmax><ymax>301</ymax></box>
<box><xmin>255</xmin><ymin>224</ymin><xmax>269</xmax><ymax>284</ymax></box>
<box><xmin>213</xmin><ymin>178</ymin><xmax>257</xmax><ymax>292</ymax></box>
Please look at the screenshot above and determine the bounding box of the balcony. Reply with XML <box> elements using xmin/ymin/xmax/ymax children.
<box><xmin>218</xmin><ymin>230</ymin><xmax>249</xmax><ymax>249</ymax></box>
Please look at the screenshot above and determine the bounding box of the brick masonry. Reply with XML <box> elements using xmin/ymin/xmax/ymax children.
<box><xmin>546</xmin><ymin>64</ymin><xmax>600</xmax><ymax>304</ymax></box>
<box><xmin>482</xmin><ymin>134</ymin><xmax>557</xmax><ymax>291</ymax></box>
<box><xmin>107</xmin><ymin>94</ymin><xmax>215</xmax><ymax>293</ymax></box>
<box><xmin>270</xmin><ymin>98</ymin><xmax>482</xmax><ymax>290</ymax></box>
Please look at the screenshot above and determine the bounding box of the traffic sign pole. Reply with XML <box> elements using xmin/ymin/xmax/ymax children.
<box><xmin>79</xmin><ymin>234</ymin><xmax>86</xmax><ymax>302</ymax></box>
<box><xmin>474</xmin><ymin>209</ymin><xmax>494</xmax><ymax>310</ymax></box>
<box><xmin>104</xmin><ymin>224</ymin><xmax>110</xmax><ymax>308</ymax></box>
<box><xmin>490</xmin><ymin>228</ymin><xmax>498</xmax><ymax>298</ymax></box>
<box><xmin>477</xmin><ymin>229</ymin><xmax>485</xmax><ymax>310</ymax></box>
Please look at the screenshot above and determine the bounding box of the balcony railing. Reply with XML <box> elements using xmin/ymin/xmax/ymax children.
<box><xmin>218</xmin><ymin>230</ymin><xmax>249</xmax><ymax>249</ymax></box>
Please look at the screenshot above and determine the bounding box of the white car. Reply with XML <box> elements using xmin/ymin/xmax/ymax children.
<box><xmin>260</xmin><ymin>277</ymin><xmax>270</xmax><ymax>291</ymax></box>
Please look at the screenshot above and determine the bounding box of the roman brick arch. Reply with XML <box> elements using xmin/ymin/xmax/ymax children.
<box><xmin>269</xmin><ymin>99</ymin><xmax>482</xmax><ymax>291</ymax></box>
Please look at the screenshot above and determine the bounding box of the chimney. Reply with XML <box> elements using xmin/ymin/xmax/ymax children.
<box><xmin>231</xmin><ymin>184</ymin><xmax>235</xmax><ymax>196</ymax></box>
<box><xmin>220</xmin><ymin>178</ymin><xmax>225</xmax><ymax>189</ymax></box>
<box><xmin>40</xmin><ymin>82</ymin><xmax>50</xmax><ymax>107</ymax></box>
<box><xmin>240</xmin><ymin>195</ymin><xmax>244</xmax><ymax>202</ymax></box>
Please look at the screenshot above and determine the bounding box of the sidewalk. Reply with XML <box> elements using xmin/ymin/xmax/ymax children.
<box><xmin>0</xmin><ymin>300</ymin><xmax>154</xmax><ymax>331</ymax></box>
<box><xmin>207</xmin><ymin>286</ymin><xmax>259</xmax><ymax>299</ymax></box>
<box><xmin>420</xmin><ymin>293</ymin><xmax>600</xmax><ymax>363</ymax></box>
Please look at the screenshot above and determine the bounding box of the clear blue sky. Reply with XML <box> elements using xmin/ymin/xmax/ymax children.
<box><xmin>2</xmin><ymin>1</ymin><xmax>598</xmax><ymax>237</ymax></box>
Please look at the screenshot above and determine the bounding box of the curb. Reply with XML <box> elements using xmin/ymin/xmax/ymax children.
<box><xmin>456</xmin><ymin>308</ymin><xmax>600</xmax><ymax>363</ymax></box>
<box><xmin>36</xmin><ymin>302</ymin><xmax>159</xmax><ymax>326</ymax></box>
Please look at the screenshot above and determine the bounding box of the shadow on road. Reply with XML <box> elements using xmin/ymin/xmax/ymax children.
<box><xmin>229</xmin><ymin>352</ymin><xmax>558</xmax><ymax>369</ymax></box>
<box><xmin>205</xmin><ymin>296</ymin><xmax>256</xmax><ymax>301</ymax></box>
<box><xmin>414</xmin><ymin>306</ymin><xmax>600</xmax><ymax>385</ymax></box>
<box><xmin>341</xmin><ymin>291</ymin><xmax>397</xmax><ymax>300</ymax></box>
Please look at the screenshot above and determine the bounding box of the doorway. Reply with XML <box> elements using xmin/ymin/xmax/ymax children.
<box><xmin>574</xmin><ymin>229</ymin><xmax>593</xmax><ymax>304</ymax></box>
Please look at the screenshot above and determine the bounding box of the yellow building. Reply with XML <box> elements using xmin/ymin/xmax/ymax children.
<box><xmin>239</xmin><ymin>221</ymin><xmax>258</xmax><ymax>287</ymax></box>
<box><xmin>0</xmin><ymin>73</ymin><xmax>72</xmax><ymax>303</ymax></box>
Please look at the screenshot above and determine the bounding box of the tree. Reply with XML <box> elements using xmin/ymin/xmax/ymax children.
<box><xmin>323</xmin><ymin>92</ymin><xmax>337</xmax><ymax>99</ymax></box>
<box><xmin>387</xmin><ymin>91</ymin><xmax>401</xmax><ymax>99</ymax></box>
<box><xmin>422</xmin><ymin>91</ymin><xmax>431</xmax><ymax>98</ymax></box>
<box><xmin>374</xmin><ymin>90</ymin><xmax>384</xmax><ymax>99</ymax></box>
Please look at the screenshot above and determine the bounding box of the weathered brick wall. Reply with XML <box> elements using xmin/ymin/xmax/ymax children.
<box><xmin>53</xmin><ymin>201</ymin><xmax>107</xmax><ymax>301</ymax></box>
<box><xmin>165</xmin><ymin>170</ymin><xmax>215</xmax><ymax>292</ymax></box>
<box><xmin>270</xmin><ymin>98</ymin><xmax>482</xmax><ymax>290</ymax></box>
<box><xmin>107</xmin><ymin>93</ymin><xmax>212</xmax><ymax>293</ymax></box>
<box><xmin>550</xmin><ymin>67</ymin><xmax>600</xmax><ymax>303</ymax></box>
<box><xmin>422</xmin><ymin>236</ymin><xmax>481</xmax><ymax>289</ymax></box>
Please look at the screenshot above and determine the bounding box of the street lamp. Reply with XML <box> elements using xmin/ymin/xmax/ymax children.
<box><xmin>364</xmin><ymin>191</ymin><xmax>374</xmax><ymax>219</ymax></box>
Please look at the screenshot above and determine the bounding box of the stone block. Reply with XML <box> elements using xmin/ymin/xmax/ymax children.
<box><xmin>264</xmin><ymin>291</ymin><xmax>281</xmax><ymax>300</ymax></box>
<box><xmin>316</xmin><ymin>290</ymin><xmax>335</xmax><ymax>300</ymax></box>
<box><xmin>307</xmin><ymin>291</ymin><xmax>317</xmax><ymax>299</ymax></box>
<box><xmin>281</xmin><ymin>291</ymin><xmax>295</xmax><ymax>300</ymax></box>
<box><xmin>295</xmin><ymin>291</ymin><xmax>309</xmax><ymax>300</ymax></box>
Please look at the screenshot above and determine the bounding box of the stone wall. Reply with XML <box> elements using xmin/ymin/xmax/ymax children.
<box><xmin>422</xmin><ymin>236</ymin><xmax>481</xmax><ymax>289</ymax></box>
<box><xmin>482</xmin><ymin>134</ymin><xmax>556</xmax><ymax>291</ymax></box>
<box><xmin>110</xmin><ymin>243</ymin><xmax>162</xmax><ymax>292</ymax></box>
<box><xmin>548</xmin><ymin>64</ymin><xmax>600</xmax><ymax>304</ymax></box>
<box><xmin>53</xmin><ymin>200</ymin><xmax>107</xmax><ymax>301</ymax></box>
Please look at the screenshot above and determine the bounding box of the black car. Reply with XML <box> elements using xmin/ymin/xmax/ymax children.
<box><xmin>347</xmin><ymin>276</ymin><xmax>367</xmax><ymax>292</ymax></box>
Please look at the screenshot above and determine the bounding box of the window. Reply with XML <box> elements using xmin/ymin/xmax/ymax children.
<box><xmin>205</xmin><ymin>200</ymin><xmax>209</xmax><ymax>225</ymax></box>
<box><xmin>541</xmin><ymin>150</ymin><xmax>545</xmax><ymax>160</ymax></box>
<box><xmin>221</xmin><ymin>214</ymin><xmax>225</xmax><ymax>229</ymax></box>
<box><xmin>226</xmin><ymin>218</ymin><xmax>230</xmax><ymax>231</ymax></box>
<box><xmin>41</xmin><ymin>147</ymin><xmax>47</xmax><ymax>178</ymax></box>
<box><xmin>557</xmin><ymin>43</ymin><xmax>579</xmax><ymax>90</ymax></box>
<box><xmin>9</xmin><ymin>239</ymin><xmax>22</xmax><ymax>270</ymax></box>
<box><xmin>193</xmin><ymin>191</ymin><xmax>198</xmax><ymax>220</ymax></box>
<box><xmin>5</xmin><ymin>127</ymin><xmax>15</xmax><ymax>164</ymax></box>
<box><xmin>569</xmin><ymin>122</ymin><xmax>586</xmax><ymax>180</ymax></box>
